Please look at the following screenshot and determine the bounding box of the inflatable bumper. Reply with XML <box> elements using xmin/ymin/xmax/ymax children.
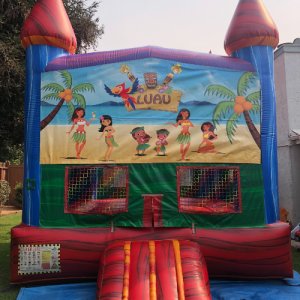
<box><xmin>11</xmin><ymin>221</ymin><xmax>292</xmax><ymax>284</ymax></box>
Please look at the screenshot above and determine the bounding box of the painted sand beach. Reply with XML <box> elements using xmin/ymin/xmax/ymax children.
<box><xmin>40</xmin><ymin>124</ymin><xmax>261</xmax><ymax>164</ymax></box>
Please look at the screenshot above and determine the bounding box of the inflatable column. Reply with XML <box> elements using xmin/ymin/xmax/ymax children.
<box><xmin>20</xmin><ymin>0</ymin><xmax>76</xmax><ymax>226</ymax></box>
<box><xmin>224</xmin><ymin>0</ymin><xmax>280</xmax><ymax>224</ymax></box>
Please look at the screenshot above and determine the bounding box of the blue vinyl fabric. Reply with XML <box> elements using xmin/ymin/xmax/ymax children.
<box><xmin>17</xmin><ymin>272</ymin><xmax>300</xmax><ymax>300</ymax></box>
<box><xmin>231</xmin><ymin>45</ymin><xmax>280</xmax><ymax>224</ymax></box>
<box><xmin>17</xmin><ymin>282</ymin><xmax>96</xmax><ymax>300</ymax></box>
<box><xmin>210</xmin><ymin>280</ymin><xmax>300</xmax><ymax>300</ymax></box>
<box><xmin>23</xmin><ymin>45</ymin><xmax>69</xmax><ymax>226</ymax></box>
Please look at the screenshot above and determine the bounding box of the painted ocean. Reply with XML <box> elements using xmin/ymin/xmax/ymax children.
<box><xmin>41</xmin><ymin>104</ymin><xmax>260</xmax><ymax>126</ymax></box>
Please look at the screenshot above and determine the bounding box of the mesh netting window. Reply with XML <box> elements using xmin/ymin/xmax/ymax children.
<box><xmin>177</xmin><ymin>167</ymin><xmax>242</xmax><ymax>215</ymax></box>
<box><xmin>64</xmin><ymin>166</ymin><xmax>128</xmax><ymax>215</ymax></box>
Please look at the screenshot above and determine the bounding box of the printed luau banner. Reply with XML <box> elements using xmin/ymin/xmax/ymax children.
<box><xmin>40</xmin><ymin>58</ymin><xmax>261</xmax><ymax>164</ymax></box>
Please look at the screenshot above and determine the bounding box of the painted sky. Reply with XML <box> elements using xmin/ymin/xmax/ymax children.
<box><xmin>41</xmin><ymin>58</ymin><xmax>260</xmax><ymax>106</ymax></box>
<box><xmin>88</xmin><ymin>0</ymin><xmax>300</xmax><ymax>56</ymax></box>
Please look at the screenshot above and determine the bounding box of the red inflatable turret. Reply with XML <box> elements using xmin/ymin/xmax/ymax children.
<box><xmin>224</xmin><ymin>0</ymin><xmax>279</xmax><ymax>55</ymax></box>
<box><xmin>20</xmin><ymin>0</ymin><xmax>77</xmax><ymax>54</ymax></box>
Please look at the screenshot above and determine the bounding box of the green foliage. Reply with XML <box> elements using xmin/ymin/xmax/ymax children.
<box><xmin>62</xmin><ymin>0</ymin><xmax>104</xmax><ymax>54</ymax></box>
<box><xmin>0</xmin><ymin>180</ymin><xmax>11</xmax><ymax>204</ymax></box>
<box><xmin>42</xmin><ymin>93</ymin><xmax>61</xmax><ymax>102</ymax></box>
<box><xmin>292</xmin><ymin>247</ymin><xmax>300</xmax><ymax>274</ymax></box>
<box><xmin>0</xmin><ymin>0</ymin><xmax>103</xmax><ymax>162</ymax></box>
<box><xmin>165</xmin><ymin>86</ymin><xmax>173</xmax><ymax>94</ymax></box>
<box><xmin>0</xmin><ymin>0</ymin><xmax>35</xmax><ymax>161</ymax></box>
<box><xmin>212</xmin><ymin>101</ymin><xmax>235</xmax><ymax>127</ymax></box>
<box><xmin>205</xmin><ymin>85</ymin><xmax>236</xmax><ymax>101</ymax></box>
<box><xmin>60</xmin><ymin>70</ymin><xmax>72</xmax><ymax>89</ymax></box>
<box><xmin>249</xmin><ymin>104</ymin><xmax>261</xmax><ymax>115</ymax></box>
<box><xmin>72</xmin><ymin>83</ymin><xmax>95</xmax><ymax>93</ymax></box>
<box><xmin>0</xmin><ymin>142</ymin><xmax>24</xmax><ymax>164</ymax></box>
<box><xmin>246</xmin><ymin>91</ymin><xmax>261</xmax><ymax>104</ymax></box>
<box><xmin>237</xmin><ymin>72</ymin><xmax>259</xmax><ymax>96</ymax></box>
<box><xmin>42</xmin><ymin>76</ymin><xmax>92</xmax><ymax>126</ymax></box>
<box><xmin>226</xmin><ymin>113</ymin><xmax>241</xmax><ymax>143</ymax></box>
<box><xmin>205</xmin><ymin>73</ymin><xmax>261</xmax><ymax>144</ymax></box>
<box><xmin>72</xmin><ymin>93</ymin><xmax>86</xmax><ymax>110</ymax></box>
<box><xmin>67</xmin><ymin>101</ymin><xmax>75</xmax><ymax>123</ymax></box>
<box><xmin>0</xmin><ymin>213</ymin><xmax>24</xmax><ymax>299</ymax></box>
<box><xmin>14</xmin><ymin>182</ymin><xmax>23</xmax><ymax>205</ymax></box>
<box><xmin>41</xmin><ymin>83</ymin><xmax>64</xmax><ymax>93</ymax></box>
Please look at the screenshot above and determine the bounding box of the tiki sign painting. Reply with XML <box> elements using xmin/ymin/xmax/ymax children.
<box><xmin>104</xmin><ymin>63</ymin><xmax>183</xmax><ymax>113</ymax></box>
<box><xmin>40</xmin><ymin>58</ymin><xmax>261</xmax><ymax>164</ymax></box>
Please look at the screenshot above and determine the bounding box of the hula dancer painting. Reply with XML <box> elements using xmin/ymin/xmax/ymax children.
<box><xmin>197</xmin><ymin>122</ymin><xmax>220</xmax><ymax>153</ymax></box>
<box><xmin>97</xmin><ymin>115</ymin><xmax>118</xmax><ymax>161</ymax></box>
<box><xmin>131</xmin><ymin>127</ymin><xmax>151</xmax><ymax>156</ymax></box>
<box><xmin>167</xmin><ymin>108</ymin><xmax>194</xmax><ymax>161</ymax></box>
<box><xmin>66</xmin><ymin>108</ymin><xmax>96</xmax><ymax>159</ymax></box>
<box><xmin>154</xmin><ymin>129</ymin><xmax>170</xmax><ymax>156</ymax></box>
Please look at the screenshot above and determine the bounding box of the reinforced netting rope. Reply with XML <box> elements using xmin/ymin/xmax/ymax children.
<box><xmin>178</xmin><ymin>167</ymin><xmax>241</xmax><ymax>214</ymax></box>
<box><xmin>65</xmin><ymin>166</ymin><xmax>128</xmax><ymax>214</ymax></box>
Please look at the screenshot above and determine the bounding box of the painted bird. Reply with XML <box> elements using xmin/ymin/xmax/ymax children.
<box><xmin>92</xmin><ymin>112</ymin><xmax>96</xmax><ymax>118</ymax></box>
<box><xmin>104</xmin><ymin>78</ymin><xmax>139</xmax><ymax>110</ymax></box>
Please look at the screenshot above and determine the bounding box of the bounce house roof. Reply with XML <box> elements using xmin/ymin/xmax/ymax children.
<box><xmin>45</xmin><ymin>45</ymin><xmax>256</xmax><ymax>73</ymax></box>
<box><xmin>20</xmin><ymin>0</ymin><xmax>77</xmax><ymax>54</ymax></box>
<box><xmin>224</xmin><ymin>0</ymin><xmax>279</xmax><ymax>55</ymax></box>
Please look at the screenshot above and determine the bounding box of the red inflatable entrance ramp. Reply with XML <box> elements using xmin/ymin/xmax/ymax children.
<box><xmin>96</xmin><ymin>240</ymin><xmax>211</xmax><ymax>300</ymax></box>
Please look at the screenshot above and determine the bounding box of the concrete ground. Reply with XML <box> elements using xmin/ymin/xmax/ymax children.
<box><xmin>0</xmin><ymin>205</ymin><xmax>22</xmax><ymax>217</ymax></box>
<box><xmin>291</xmin><ymin>239</ymin><xmax>300</xmax><ymax>249</ymax></box>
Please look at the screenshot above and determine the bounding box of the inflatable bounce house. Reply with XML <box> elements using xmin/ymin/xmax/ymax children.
<box><xmin>11</xmin><ymin>0</ymin><xmax>293</xmax><ymax>298</ymax></box>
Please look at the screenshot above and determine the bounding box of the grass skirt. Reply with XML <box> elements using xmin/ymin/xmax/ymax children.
<box><xmin>105</xmin><ymin>137</ymin><xmax>119</xmax><ymax>147</ymax></box>
<box><xmin>175</xmin><ymin>133</ymin><xmax>191</xmax><ymax>145</ymax></box>
<box><xmin>71</xmin><ymin>132</ymin><xmax>86</xmax><ymax>144</ymax></box>
<box><xmin>137</xmin><ymin>144</ymin><xmax>150</xmax><ymax>151</ymax></box>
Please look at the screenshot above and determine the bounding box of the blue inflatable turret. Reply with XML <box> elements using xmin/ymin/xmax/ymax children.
<box><xmin>224</xmin><ymin>0</ymin><xmax>280</xmax><ymax>224</ymax></box>
<box><xmin>20</xmin><ymin>0</ymin><xmax>76</xmax><ymax>226</ymax></box>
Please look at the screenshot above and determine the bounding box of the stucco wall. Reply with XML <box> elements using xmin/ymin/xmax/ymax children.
<box><xmin>275</xmin><ymin>48</ymin><xmax>300</xmax><ymax>227</ymax></box>
<box><xmin>277</xmin><ymin>147</ymin><xmax>294</xmax><ymax>220</ymax></box>
<box><xmin>291</xmin><ymin>145</ymin><xmax>300</xmax><ymax>225</ymax></box>
<box><xmin>285</xmin><ymin>52</ymin><xmax>300</xmax><ymax>130</ymax></box>
<box><xmin>274</xmin><ymin>53</ymin><xmax>288</xmax><ymax>147</ymax></box>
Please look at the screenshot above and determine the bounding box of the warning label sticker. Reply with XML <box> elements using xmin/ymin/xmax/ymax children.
<box><xmin>18</xmin><ymin>244</ymin><xmax>61</xmax><ymax>275</ymax></box>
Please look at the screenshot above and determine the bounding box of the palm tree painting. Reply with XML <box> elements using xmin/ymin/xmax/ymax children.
<box><xmin>40</xmin><ymin>70</ymin><xmax>95</xmax><ymax>130</ymax></box>
<box><xmin>204</xmin><ymin>72</ymin><xmax>261</xmax><ymax>149</ymax></box>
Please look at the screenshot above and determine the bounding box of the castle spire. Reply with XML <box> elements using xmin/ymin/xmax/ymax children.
<box><xmin>20</xmin><ymin>0</ymin><xmax>77</xmax><ymax>54</ymax></box>
<box><xmin>224</xmin><ymin>0</ymin><xmax>279</xmax><ymax>56</ymax></box>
